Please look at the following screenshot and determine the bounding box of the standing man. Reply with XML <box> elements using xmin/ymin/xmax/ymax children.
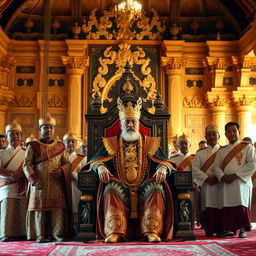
<box><xmin>63</xmin><ymin>132</ymin><xmax>84</xmax><ymax>233</ymax></box>
<box><xmin>170</xmin><ymin>134</ymin><xmax>194</xmax><ymax>171</ymax></box>
<box><xmin>0</xmin><ymin>121</ymin><xmax>26</xmax><ymax>242</ymax></box>
<box><xmin>214</xmin><ymin>122</ymin><xmax>256</xmax><ymax>238</ymax></box>
<box><xmin>84</xmin><ymin>97</ymin><xmax>175</xmax><ymax>243</ymax></box>
<box><xmin>169</xmin><ymin>135</ymin><xmax>180</xmax><ymax>158</ymax></box>
<box><xmin>0</xmin><ymin>134</ymin><xmax>6</xmax><ymax>149</ymax></box>
<box><xmin>23</xmin><ymin>113</ymin><xmax>71</xmax><ymax>243</ymax></box>
<box><xmin>192</xmin><ymin>125</ymin><xmax>220</xmax><ymax>236</ymax></box>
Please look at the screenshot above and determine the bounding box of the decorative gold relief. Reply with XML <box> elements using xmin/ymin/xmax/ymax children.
<box><xmin>161</xmin><ymin>57</ymin><xmax>187</xmax><ymax>71</ymax></box>
<box><xmin>183</xmin><ymin>95</ymin><xmax>206</xmax><ymax>108</ymax></box>
<box><xmin>207</xmin><ymin>95</ymin><xmax>231</xmax><ymax>107</ymax></box>
<box><xmin>48</xmin><ymin>94</ymin><xmax>68</xmax><ymax>108</ymax></box>
<box><xmin>233</xmin><ymin>94</ymin><xmax>256</xmax><ymax>107</ymax></box>
<box><xmin>136</xmin><ymin>9</ymin><xmax>166</xmax><ymax>40</ymax></box>
<box><xmin>81</xmin><ymin>7</ymin><xmax>166</xmax><ymax>40</ymax></box>
<box><xmin>61</xmin><ymin>56</ymin><xmax>89</xmax><ymax>69</ymax></box>
<box><xmin>141</xmin><ymin>74</ymin><xmax>156</xmax><ymax>114</ymax></box>
<box><xmin>10</xmin><ymin>95</ymin><xmax>36</xmax><ymax>107</ymax></box>
<box><xmin>0</xmin><ymin>56</ymin><xmax>16</xmax><ymax>72</ymax></box>
<box><xmin>92</xmin><ymin>43</ymin><xmax>156</xmax><ymax>114</ymax></box>
<box><xmin>82</xmin><ymin>8</ymin><xmax>114</xmax><ymax>40</ymax></box>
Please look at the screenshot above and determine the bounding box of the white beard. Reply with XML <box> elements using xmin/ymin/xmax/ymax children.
<box><xmin>121</xmin><ymin>130</ymin><xmax>140</xmax><ymax>142</ymax></box>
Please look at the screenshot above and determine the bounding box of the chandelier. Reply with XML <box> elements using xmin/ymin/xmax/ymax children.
<box><xmin>114</xmin><ymin>0</ymin><xmax>142</xmax><ymax>39</ymax></box>
<box><xmin>115</xmin><ymin>0</ymin><xmax>142</xmax><ymax>22</ymax></box>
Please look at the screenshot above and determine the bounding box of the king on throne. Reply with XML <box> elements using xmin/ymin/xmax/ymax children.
<box><xmin>83</xmin><ymin>97</ymin><xmax>175</xmax><ymax>243</ymax></box>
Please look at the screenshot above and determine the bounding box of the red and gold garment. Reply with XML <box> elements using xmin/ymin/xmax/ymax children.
<box><xmin>23</xmin><ymin>139</ymin><xmax>71</xmax><ymax>211</ymax></box>
<box><xmin>88</xmin><ymin>135</ymin><xmax>175</xmax><ymax>241</ymax></box>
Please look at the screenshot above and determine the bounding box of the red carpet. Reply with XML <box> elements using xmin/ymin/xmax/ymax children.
<box><xmin>48</xmin><ymin>242</ymin><xmax>236</xmax><ymax>256</ymax></box>
<box><xmin>1</xmin><ymin>228</ymin><xmax>256</xmax><ymax>255</ymax></box>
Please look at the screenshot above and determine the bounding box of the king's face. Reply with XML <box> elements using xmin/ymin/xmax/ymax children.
<box><xmin>123</xmin><ymin>118</ymin><xmax>139</xmax><ymax>133</ymax></box>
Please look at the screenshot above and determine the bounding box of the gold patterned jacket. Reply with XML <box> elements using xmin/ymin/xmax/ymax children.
<box><xmin>23</xmin><ymin>139</ymin><xmax>71</xmax><ymax>211</ymax></box>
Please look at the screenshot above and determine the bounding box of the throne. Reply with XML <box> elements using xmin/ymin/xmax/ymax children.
<box><xmin>77</xmin><ymin>64</ymin><xmax>195</xmax><ymax>241</ymax></box>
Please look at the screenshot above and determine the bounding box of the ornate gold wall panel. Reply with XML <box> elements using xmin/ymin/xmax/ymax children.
<box><xmin>1</xmin><ymin>20</ymin><xmax>256</xmax><ymax>150</ymax></box>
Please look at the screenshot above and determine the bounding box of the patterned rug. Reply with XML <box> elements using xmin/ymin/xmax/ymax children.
<box><xmin>0</xmin><ymin>241</ymin><xmax>55</xmax><ymax>256</ymax></box>
<box><xmin>48</xmin><ymin>242</ymin><xmax>236</xmax><ymax>256</ymax></box>
<box><xmin>1</xmin><ymin>228</ymin><xmax>256</xmax><ymax>256</ymax></box>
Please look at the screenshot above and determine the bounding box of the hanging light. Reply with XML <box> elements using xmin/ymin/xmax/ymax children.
<box><xmin>115</xmin><ymin>0</ymin><xmax>142</xmax><ymax>22</ymax></box>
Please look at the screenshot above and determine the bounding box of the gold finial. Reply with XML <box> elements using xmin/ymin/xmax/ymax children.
<box><xmin>39</xmin><ymin>112</ymin><xmax>56</xmax><ymax>127</ymax></box>
<box><xmin>5</xmin><ymin>119</ymin><xmax>22</xmax><ymax>134</ymax></box>
<box><xmin>117</xmin><ymin>97</ymin><xmax>142</xmax><ymax>120</ymax></box>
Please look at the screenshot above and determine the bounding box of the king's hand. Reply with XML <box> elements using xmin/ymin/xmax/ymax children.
<box><xmin>153</xmin><ymin>166</ymin><xmax>167</xmax><ymax>183</ymax></box>
<box><xmin>97</xmin><ymin>164</ymin><xmax>113</xmax><ymax>183</ymax></box>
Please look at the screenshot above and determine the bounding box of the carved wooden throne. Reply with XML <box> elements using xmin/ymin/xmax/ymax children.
<box><xmin>77</xmin><ymin>64</ymin><xmax>195</xmax><ymax>241</ymax></box>
<box><xmin>77</xmin><ymin>63</ymin><xmax>170</xmax><ymax>241</ymax></box>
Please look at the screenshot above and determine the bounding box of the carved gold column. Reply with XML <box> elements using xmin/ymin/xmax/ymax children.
<box><xmin>62</xmin><ymin>56</ymin><xmax>89</xmax><ymax>140</ymax></box>
<box><xmin>0</xmin><ymin>57</ymin><xmax>15</xmax><ymax>133</ymax></box>
<box><xmin>161</xmin><ymin>57</ymin><xmax>186</xmax><ymax>139</ymax></box>
<box><xmin>232</xmin><ymin>94</ymin><xmax>255</xmax><ymax>139</ymax></box>
<box><xmin>232</xmin><ymin>53</ymin><xmax>256</xmax><ymax>138</ymax></box>
<box><xmin>207</xmin><ymin>94</ymin><xmax>231</xmax><ymax>145</ymax></box>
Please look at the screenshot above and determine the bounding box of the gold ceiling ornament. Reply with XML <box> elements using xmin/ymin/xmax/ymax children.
<box><xmin>114</xmin><ymin>0</ymin><xmax>142</xmax><ymax>40</ymax></box>
<box><xmin>136</xmin><ymin>8</ymin><xmax>166</xmax><ymax>40</ymax></box>
<box><xmin>82</xmin><ymin>8</ymin><xmax>114</xmax><ymax>40</ymax></box>
<box><xmin>81</xmin><ymin>6</ymin><xmax>166</xmax><ymax>40</ymax></box>
<box><xmin>92</xmin><ymin>43</ymin><xmax>157</xmax><ymax>114</ymax></box>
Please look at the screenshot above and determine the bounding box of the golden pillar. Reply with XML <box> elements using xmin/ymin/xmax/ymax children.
<box><xmin>233</xmin><ymin>94</ymin><xmax>255</xmax><ymax>139</ymax></box>
<box><xmin>210</xmin><ymin>105</ymin><xmax>227</xmax><ymax>145</ymax></box>
<box><xmin>161</xmin><ymin>57</ymin><xmax>186</xmax><ymax>139</ymax></box>
<box><xmin>0</xmin><ymin>57</ymin><xmax>15</xmax><ymax>133</ymax></box>
<box><xmin>62</xmin><ymin>56</ymin><xmax>89</xmax><ymax>140</ymax></box>
<box><xmin>237</xmin><ymin>105</ymin><xmax>252</xmax><ymax>139</ymax></box>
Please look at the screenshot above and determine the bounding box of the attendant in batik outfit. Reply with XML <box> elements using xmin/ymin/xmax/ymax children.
<box><xmin>214</xmin><ymin>122</ymin><xmax>256</xmax><ymax>238</ymax></box>
<box><xmin>0</xmin><ymin>121</ymin><xmax>26</xmax><ymax>242</ymax></box>
<box><xmin>23</xmin><ymin>113</ymin><xmax>71</xmax><ymax>243</ymax></box>
<box><xmin>84</xmin><ymin>97</ymin><xmax>175</xmax><ymax>243</ymax></box>
<box><xmin>192</xmin><ymin>125</ymin><xmax>221</xmax><ymax>236</ymax></box>
<box><xmin>63</xmin><ymin>131</ymin><xmax>84</xmax><ymax>233</ymax></box>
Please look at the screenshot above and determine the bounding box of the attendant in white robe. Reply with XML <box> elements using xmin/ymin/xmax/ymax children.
<box><xmin>0</xmin><ymin>121</ymin><xmax>26</xmax><ymax>242</ymax></box>
<box><xmin>169</xmin><ymin>134</ymin><xmax>180</xmax><ymax>158</ymax></box>
<box><xmin>214</xmin><ymin>122</ymin><xmax>256</xmax><ymax>238</ymax></box>
<box><xmin>63</xmin><ymin>132</ymin><xmax>84</xmax><ymax>234</ymax></box>
<box><xmin>192</xmin><ymin>124</ymin><xmax>220</xmax><ymax>236</ymax></box>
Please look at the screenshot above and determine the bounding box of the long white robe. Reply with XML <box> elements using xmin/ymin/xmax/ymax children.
<box><xmin>0</xmin><ymin>145</ymin><xmax>25</xmax><ymax>201</ymax></box>
<box><xmin>214</xmin><ymin>140</ymin><xmax>256</xmax><ymax>209</ymax></box>
<box><xmin>192</xmin><ymin>145</ymin><xmax>220</xmax><ymax>211</ymax></box>
<box><xmin>69</xmin><ymin>152</ymin><xmax>83</xmax><ymax>213</ymax></box>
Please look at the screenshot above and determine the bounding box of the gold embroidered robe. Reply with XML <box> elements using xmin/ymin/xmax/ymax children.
<box><xmin>87</xmin><ymin>135</ymin><xmax>175</xmax><ymax>241</ymax></box>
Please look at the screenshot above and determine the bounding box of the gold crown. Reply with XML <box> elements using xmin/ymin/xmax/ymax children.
<box><xmin>205</xmin><ymin>124</ymin><xmax>219</xmax><ymax>133</ymax></box>
<box><xmin>117</xmin><ymin>97</ymin><xmax>142</xmax><ymax>120</ymax></box>
<box><xmin>25</xmin><ymin>134</ymin><xmax>37</xmax><ymax>143</ymax></box>
<box><xmin>5</xmin><ymin>120</ymin><xmax>22</xmax><ymax>134</ymax></box>
<box><xmin>63</xmin><ymin>131</ymin><xmax>78</xmax><ymax>142</ymax></box>
<box><xmin>39</xmin><ymin>113</ymin><xmax>56</xmax><ymax>127</ymax></box>
<box><xmin>178</xmin><ymin>133</ymin><xmax>191</xmax><ymax>144</ymax></box>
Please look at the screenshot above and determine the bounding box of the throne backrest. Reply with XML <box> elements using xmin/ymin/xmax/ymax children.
<box><xmin>86</xmin><ymin>64</ymin><xmax>170</xmax><ymax>160</ymax></box>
